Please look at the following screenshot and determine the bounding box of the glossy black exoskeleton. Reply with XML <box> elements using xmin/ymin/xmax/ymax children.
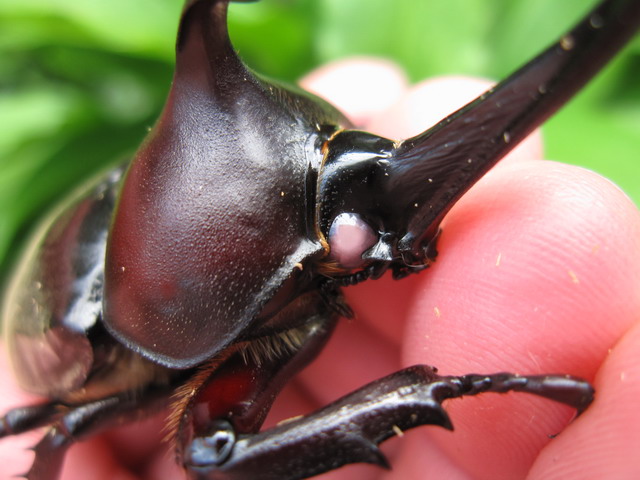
<box><xmin>1</xmin><ymin>1</ymin><xmax>639</xmax><ymax>479</ymax></box>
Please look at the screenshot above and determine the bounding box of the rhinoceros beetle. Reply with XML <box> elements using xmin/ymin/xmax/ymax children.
<box><xmin>1</xmin><ymin>0</ymin><xmax>639</xmax><ymax>479</ymax></box>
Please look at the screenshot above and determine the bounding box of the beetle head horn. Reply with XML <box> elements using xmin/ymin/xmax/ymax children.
<box><xmin>317</xmin><ymin>0</ymin><xmax>640</xmax><ymax>279</ymax></box>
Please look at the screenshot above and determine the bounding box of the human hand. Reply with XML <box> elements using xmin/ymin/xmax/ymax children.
<box><xmin>282</xmin><ymin>58</ymin><xmax>640</xmax><ymax>479</ymax></box>
<box><xmin>1</xmin><ymin>58</ymin><xmax>639</xmax><ymax>480</ymax></box>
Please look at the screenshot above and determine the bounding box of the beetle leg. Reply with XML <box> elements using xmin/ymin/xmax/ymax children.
<box><xmin>25</xmin><ymin>397</ymin><xmax>119</xmax><ymax>480</ymax></box>
<box><xmin>0</xmin><ymin>402</ymin><xmax>64</xmax><ymax>438</ymax></box>
<box><xmin>173</xmin><ymin>312</ymin><xmax>339</xmax><ymax>467</ymax></box>
<box><xmin>12</xmin><ymin>386</ymin><xmax>173</xmax><ymax>480</ymax></box>
<box><xmin>184</xmin><ymin>366</ymin><xmax>593</xmax><ymax>480</ymax></box>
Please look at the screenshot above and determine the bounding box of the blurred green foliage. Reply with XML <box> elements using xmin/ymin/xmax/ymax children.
<box><xmin>0</xmin><ymin>0</ymin><xmax>638</xmax><ymax>283</ymax></box>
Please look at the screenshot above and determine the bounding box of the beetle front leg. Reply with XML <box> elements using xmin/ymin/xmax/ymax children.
<box><xmin>25</xmin><ymin>397</ymin><xmax>123</xmax><ymax>480</ymax></box>
<box><xmin>8</xmin><ymin>386</ymin><xmax>173</xmax><ymax>480</ymax></box>
<box><xmin>185</xmin><ymin>366</ymin><xmax>593</xmax><ymax>480</ymax></box>
<box><xmin>0</xmin><ymin>402</ymin><xmax>64</xmax><ymax>438</ymax></box>
<box><xmin>169</xmin><ymin>301</ymin><xmax>340</xmax><ymax>477</ymax></box>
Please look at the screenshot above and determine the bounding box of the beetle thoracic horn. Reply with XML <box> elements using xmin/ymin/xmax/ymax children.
<box><xmin>102</xmin><ymin>0</ymin><xmax>349</xmax><ymax>367</ymax></box>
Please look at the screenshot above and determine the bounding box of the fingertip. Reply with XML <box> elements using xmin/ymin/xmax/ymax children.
<box><xmin>529</xmin><ymin>318</ymin><xmax>640</xmax><ymax>479</ymax></box>
<box><xmin>0</xmin><ymin>347</ymin><xmax>47</xmax><ymax>479</ymax></box>
<box><xmin>399</xmin><ymin>160</ymin><xmax>640</xmax><ymax>478</ymax></box>
<box><xmin>299</xmin><ymin>57</ymin><xmax>408</xmax><ymax>127</ymax></box>
<box><xmin>366</xmin><ymin>76</ymin><xmax>494</xmax><ymax>138</ymax></box>
<box><xmin>364</xmin><ymin>75</ymin><xmax>543</xmax><ymax>161</ymax></box>
<box><xmin>404</xmin><ymin>160</ymin><xmax>640</xmax><ymax>374</ymax></box>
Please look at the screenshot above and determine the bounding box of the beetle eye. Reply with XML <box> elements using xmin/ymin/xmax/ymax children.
<box><xmin>327</xmin><ymin>213</ymin><xmax>377</xmax><ymax>269</ymax></box>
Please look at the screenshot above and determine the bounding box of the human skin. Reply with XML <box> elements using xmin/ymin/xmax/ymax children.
<box><xmin>1</xmin><ymin>59</ymin><xmax>639</xmax><ymax>480</ymax></box>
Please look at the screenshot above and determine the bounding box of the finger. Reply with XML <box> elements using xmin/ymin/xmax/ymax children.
<box><xmin>0</xmin><ymin>354</ymin><xmax>42</xmax><ymax>479</ymax></box>
<box><xmin>61</xmin><ymin>439</ymin><xmax>140</xmax><ymax>480</ymax></box>
<box><xmin>299</xmin><ymin>57</ymin><xmax>408</xmax><ymax>127</ymax></box>
<box><xmin>364</xmin><ymin>75</ymin><xmax>544</xmax><ymax>162</ymax></box>
<box><xmin>296</xmin><ymin>308</ymin><xmax>402</xmax><ymax>405</ymax></box>
<box><xmin>529</xmin><ymin>317</ymin><xmax>640</xmax><ymax>479</ymax></box>
<box><xmin>103</xmin><ymin>413</ymin><xmax>171</xmax><ymax>475</ymax></box>
<box><xmin>0</xmin><ymin>346</ymin><xmax>147</xmax><ymax>480</ymax></box>
<box><xmin>400</xmin><ymin>160</ymin><xmax>640</xmax><ymax>478</ymax></box>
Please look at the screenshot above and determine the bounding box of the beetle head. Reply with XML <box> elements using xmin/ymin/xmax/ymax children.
<box><xmin>316</xmin><ymin>123</ymin><xmax>480</xmax><ymax>281</ymax></box>
<box><xmin>315</xmin><ymin>0</ymin><xmax>640</xmax><ymax>282</ymax></box>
